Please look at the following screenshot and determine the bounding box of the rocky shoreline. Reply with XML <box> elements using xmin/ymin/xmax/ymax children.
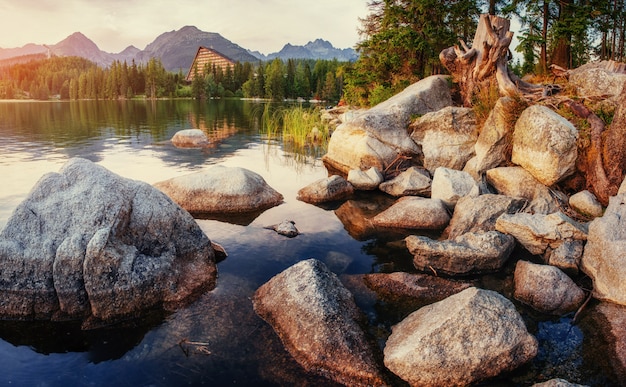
<box><xmin>0</xmin><ymin>60</ymin><xmax>624</xmax><ymax>385</ymax></box>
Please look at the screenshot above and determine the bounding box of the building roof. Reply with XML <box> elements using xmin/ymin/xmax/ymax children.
<box><xmin>185</xmin><ymin>46</ymin><xmax>236</xmax><ymax>82</ymax></box>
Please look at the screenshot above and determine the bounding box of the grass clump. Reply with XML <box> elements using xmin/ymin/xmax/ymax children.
<box><xmin>261</xmin><ymin>104</ymin><xmax>331</xmax><ymax>157</ymax></box>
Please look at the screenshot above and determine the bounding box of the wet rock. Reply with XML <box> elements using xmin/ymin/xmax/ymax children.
<box><xmin>409</xmin><ymin>106</ymin><xmax>479</xmax><ymax>173</ymax></box>
<box><xmin>383</xmin><ymin>287</ymin><xmax>538</xmax><ymax>386</ymax></box>
<box><xmin>544</xmin><ymin>240</ymin><xmax>583</xmax><ymax>275</ymax></box>
<box><xmin>363</xmin><ymin>272</ymin><xmax>471</xmax><ymax>306</ymax></box>
<box><xmin>154</xmin><ymin>165</ymin><xmax>283</xmax><ymax>214</ymax></box>
<box><xmin>347</xmin><ymin>167</ymin><xmax>384</xmax><ymax>191</ymax></box>
<box><xmin>378</xmin><ymin>166</ymin><xmax>431</xmax><ymax>197</ymax></box>
<box><xmin>473</xmin><ymin>96</ymin><xmax>518</xmax><ymax>173</ymax></box>
<box><xmin>431</xmin><ymin>167</ymin><xmax>478</xmax><ymax>209</ymax></box>
<box><xmin>532</xmin><ymin>378</ymin><xmax>588</xmax><ymax>387</ymax></box>
<box><xmin>406</xmin><ymin>231</ymin><xmax>515</xmax><ymax>276</ymax></box>
<box><xmin>511</xmin><ymin>105</ymin><xmax>578</xmax><ymax>186</ymax></box>
<box><xmin>265</xmin><ymin>220</ymin><xmax>299</xmax><ymax>238</ymax></box>
<box><xmin>495</xmin><ymin>212</ymin><xmax>588</xmax><ymax>256</ymax></box>
<box><xmin>296</xmin><ymin>175</ymin><xmax>354</xmax><ymax>204</ymax></box>
<box><xmin>170</xmin><ymin>128</ymin><xmax>210</xmax><ymax>148</ymax></box>
<box><xmin>252</xmin><ymin>259</ymin><xmax>387</xmax><ymax>386</ymax></box>
<box><xmin>514</xmin><ymin>260</ymin><xmax>585</xmax><ymax>315</ymax></box>
<box><xmin>569</xmin><ymin>190</ymin><xmax>603</xmax><ymax>218</ymax></box>
<box><xmin>323</xmin><ymin>75</ymin><xmax>452</xmax><ymax>174</ymax></box>
<box><xmin>0</xmin><ymin>158</ymin><xmax>218</xmax><ymax>325</ymax></box>
<box><xmin>486</xmin><ymin>166</ymin><xmax>559</xmax><ymax>214</ymax></box>
<box><xmin>370</xmin><ymin>196</ymin><xmax>450</xmax><ymax>230</ymax></box>
<box><xmin>579</xmin><ymin>301</ymin><xmax>626</xmax><ymax>383</ymax></box>
<box><xmin>581</xmin><ymin>193</ymin><xmax>626</xmax><ymax>305</ymax></box>
<box><xmin>444</xmin><ymin>194</ymin><xmax>527</xmax><ymax>239</ymax></box>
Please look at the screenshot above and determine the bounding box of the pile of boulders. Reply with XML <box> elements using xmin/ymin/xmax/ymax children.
<box><xmin>255</xmin><ymin>63</ymin><xmax>626</xmax><ymax>385</ymax></box>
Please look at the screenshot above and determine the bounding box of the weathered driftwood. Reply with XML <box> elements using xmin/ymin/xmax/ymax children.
<box><xmin>440</xmin><ymin>14</ymin><xmax>545</xmax><ymax>106</ymax></box>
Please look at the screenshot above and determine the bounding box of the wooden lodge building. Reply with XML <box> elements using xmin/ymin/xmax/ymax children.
<box><xmin>185</xmin><ymin>47</ymin><xmax>236</xmax><ymax>82</ymax></box>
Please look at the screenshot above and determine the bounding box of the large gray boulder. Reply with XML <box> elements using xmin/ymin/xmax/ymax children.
<box><xmin>486</xmin><ymin>166</ymin><xmax>559</xmax><ymax>214</ymax></box>
<box><xmin>406</xmin><ymin>231</ymin><xmax>516</xmax><ymax>276</ymax></box>
<box><xmin>496</xmin><ymin>212</ymin><xmax>588</xmax><ymax>256</ymax></box>
<box><xmin>444</xmin><ymin>194</ymin><xmax>527</xmax><ymax>239</ymax></box>
<box><xmin>514</xmin><ymin>260</ymin><xmax>585</xmax><ymax>315</ymax></box>
<box><xmin>154</xmin><ymin>165</ymin><xmax>283</xmax><ymax>214</ymax></box>
<box><xmin>511</xmin><ymin>105</ymin><xmax>578</xmax><ymax>186</ymax></box>
<box><xmin>383</xmin><ymin>287</ymin><xmax>538</xmax><ymax>386</ymax></box>
<box><xmin>323</xmin><ymin>75</ymin><xmax>452</xmax><ymax>174</ymax></box>
<box><xmin>409</xmin><ymin>106</ymin><xmax>479</xmax><ymax>173</ymax></box>
<box><xmin>0</xmin><ymin>158</ymin><xmax>218</xmax><ymax>325</ymax></box>
<box><xmin>252</xmin><ymin>259</ymin><xmax>387</xmax><ymax>386</ymax></box>
<box><xmin>581</xmin><ymin>193</ymin><xmax>626</xmax><ymax>305</ymax></box>
<box><xmin>371</xmin><ymin>196</ymin><xmax>450</xmax><ymax>230</ymax></box>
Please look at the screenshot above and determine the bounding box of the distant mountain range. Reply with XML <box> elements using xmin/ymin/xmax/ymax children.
<box><xmin>0</xmin><ymin>26</ymin><xmax>358</xmax><ymax>72</ymax></box>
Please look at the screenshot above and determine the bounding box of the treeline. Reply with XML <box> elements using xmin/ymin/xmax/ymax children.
<box><xmin>187</xmin><ymin>57</ymin><xmax>344</xmax><ymax>101</ymax></box>
<box><xmin>343</xmin><ymin>0</ymin><xmax>626</xmax><ymax>106</ymax></box>
<box><xmin>0</xmin><ymin>55</ymin><xmax>345</xmax><ymax>102</ymax></box>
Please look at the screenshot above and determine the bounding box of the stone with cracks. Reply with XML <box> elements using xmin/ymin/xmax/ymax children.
<box><xmin>444</xmin><ymin>194</ymin><xmax>527</xmax><ymax>239</ymax></box>
<box><xmin>406</xmin><ymin>231</ymin><xmax>515</xmax><ymax>276</ymax></box>
<box><xmin>513</xmin><ymin>260</ymin><xmax>585</xmax><ymax>315</ymax></box>
<box><xmin>0</xmin><ymin>158</ymin><xmax>217</xmax><ymax>325</ymax></box>
<box><xmin>370</xmin><ymin>196</ymin><xmax>450</xmax><ymax>230</ymax></box>
<box><xmin>496</xmin><ymin>212</ymin><xmax>588</xmax><ymax>256</ymax></box>
<box><xmin>154</xmin><ymin>165</ymin><xmax>283</xmax><ymax>214</ymax></box>
<box><xmin>347</xmin><ymin>167</ymin><xmax>384</xmax><ymax>191</ymax></box>
<box><xmin>378</xmin><ymin>166</ymin><xmax>431</xmax><ymax>197</ymax></box>
<box><xmin>384</xmin><ymin>287</ymin><xmax>538</xmax><ymax>386</ymax></box>
<box><xmin>486</xmin><ymin>166</ymin><xmax>559</xmax><ymax>214</ymax></box>
<box><xmin>581</xmin><ymin>193</ymin><xmax>626</xmax><ymax>306</ymax></box>
<box><xmin>511</xmin><ymin>105</ymin><xmax>578</xmax><ymax>186</ymax></box>
<box><xmin>252</xmin><ymin>259</ymin><xmax>387</xmax><ymax>386</ymax></box>
<box><xmin>430</xmin><ymin>167</ymin><xmax>478</xmax><ymax>209</ymax></box>
<box><xmin>409</xmin><ymin>106</ymin><xmax>479</xmax><ymax>173</ymax></box>
<box><xmin>322</xmin><ymin>75</ymin><xmax>452</xmax><ymax>175</ymax></box>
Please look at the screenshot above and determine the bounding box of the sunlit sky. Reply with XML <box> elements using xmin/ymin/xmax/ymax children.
<box><xmin>0</xmin><ymin>0</ymin><xmax>370</xmax><ymax>54</ymax></box>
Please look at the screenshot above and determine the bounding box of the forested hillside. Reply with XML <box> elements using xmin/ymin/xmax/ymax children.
<box><xmin>0</xmin><ymin>55</ymin><xmax>346</xmax><ymax>102</ymax></box>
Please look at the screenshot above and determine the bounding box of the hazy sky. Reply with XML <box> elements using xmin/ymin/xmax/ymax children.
<box><xmin>0</xmin><ymin>0</ymin><xmax>370</xmax><ymax>54</ymax></box>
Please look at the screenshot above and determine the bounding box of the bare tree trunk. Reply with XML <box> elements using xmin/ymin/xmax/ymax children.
<box><xmin>440</xmin><ymin>14</ymin><xmax>544</xmax><ymax>107</ymax></box>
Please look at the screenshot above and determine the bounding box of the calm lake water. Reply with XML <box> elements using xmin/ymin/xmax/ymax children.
<box><xmin>0</xmin><ymin>99</ymin><xmax>619</xmax><ymax>386</ymax></box>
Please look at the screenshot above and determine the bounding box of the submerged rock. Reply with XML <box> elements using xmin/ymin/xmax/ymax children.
<box><xmin>171</xmin><ymin>128</ymin><xmax>210</xmax><ymax>148</ymax></box>
<box><xmin>154</xmin><ymin>165</ymin><xmax>283</xmax><ymax>214</ymax></box>
<box><xmin>383</xmin><ymin>287</ymin><xmax>538</xmax><ymax>386</ymax></box>
<box><xmin>514</xmin><ymin>260</ymin><xmax>585</xmax><ymax>315</ymax></box>
<box><xmin>265</xmin><ymin>220</ymin><xmax>300</xmax><ymax>238</ymax></box>
<box><xmin>0</xmin><ymin>158</ymin><xmax>218</xmax><ymax>325</ymax></box>
<box><xmin>252</xmin><ymin>259</ymin><xmax>387</xmax><ymax>386</ymax></box>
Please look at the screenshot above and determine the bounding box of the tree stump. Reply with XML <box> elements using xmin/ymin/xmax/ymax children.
<box><xmin>440</xmin><ymin>14</ymin><xmax>544</xmax><ymax>106</ymax></box>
